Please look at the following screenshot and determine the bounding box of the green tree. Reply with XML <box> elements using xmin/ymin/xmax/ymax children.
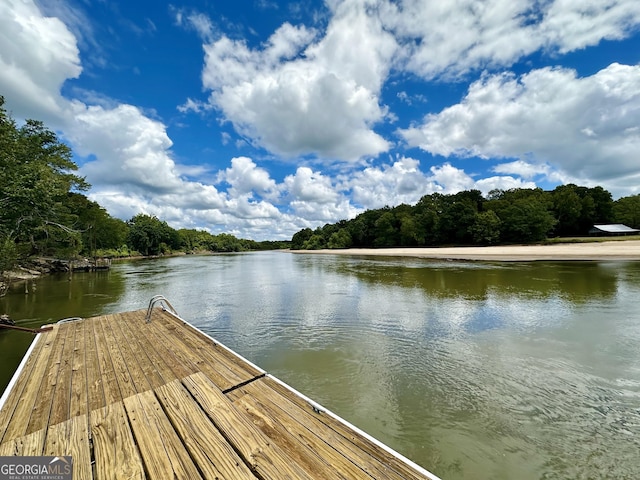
<box><xmin>398</xmin><ymin>214</ymin><xmax>421</xmax><ymax>245</ymax></box>
<box><xmin>552</xmin><ymin>185</ymin><xmax>582</xmax><ymax>236</ymax></box>
<box><xmin>0</xmin><ymin>96</ymin><xmax>88</xmax><ymax>264</ymax></box>
<box><xmin>291</xmin><ymin>228</ymin><xmax>314</xmax><ymax>249</ymax></box>
<box><xmin>552</xmin><ymin>184</ymin><xmax>614</xmax><ymax>236</ymax></box>
<box><xmin>178</xmin><ymin>229</ymin><xmax>199</xmax><ymax>251</ymax></box>
<box><xmin>373</xmin><ymin>210</ymin><xmax>399</xmax><ymax>247</ymax></box>
<box><xmin>64</xmin><ymin>193</ymin><xmax>129</xmax><ymax>254</ymax></box>
<box><xmin>176</xmin><ymin>228</ymin><xmax>253</xmax><ymax>253</ymax></box>
<box><xmin>488</xmin><ymin>191</ymin><xmax>556</xmax><ymax>243</ymax></box>
<box><xmin>327</xmin><ymin>229</ymin><xmax>352</xmax><ymax>249</ymax></box>
<box><xmin>213</xmin><ymin>233</ymin><xmax>246</xmax><ymax>252</ymax></box>
<box><xmin>588</xmin><ymin>186</ymin><xmax>614</xmax><ymax>225</ymax></box>
<box><xmin>127</xmin><ymin>214</ymin><xmax>178</xmax><ymax>256</ymax></box>
<box><xmin>613</xmin><ymin>195</ymin><xmax>640</xmax><ymax>229</ymax></box>
<box><xmin>287</xmin><ymin>185</ymin><xmax>618</xmax><ymax>250</ymax></box>
<box><xmin>0</xmin><ymin>236</ymin><xmax>18</xmax><ymax>275</ymax></box>
<box><xmin>485</xmin><ymin>188</ymin><xmax>555</xmax><ymax>243</ymax></box>
<box><xmin>302</xmin><ymin>234</ymin><xmax>326</xmax><ymax>250</ymax></box>
<box><xmin>348</xmin><ymin>210</ymin><xmax>382</xmax><ymax>247</ymax></box>
<box><xmin>414</xmin><ymin>194</ymin><xmax>442</xmax><ymax>245</ymax></box>
<box><xmin>438</xmin><ymin>191</ymin><xmax>482</xmax><ymax>244</ymax></box>
<box><xmin>470</xmin><ymin>210</ymin><xmax>502</xmax><ymax>245</ymax></box>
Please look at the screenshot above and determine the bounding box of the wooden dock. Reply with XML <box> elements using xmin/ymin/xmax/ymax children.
<box><xmin>0</xmin><ymin>306</ymin><xmax>439</xmax><ymax>479</ymax></box>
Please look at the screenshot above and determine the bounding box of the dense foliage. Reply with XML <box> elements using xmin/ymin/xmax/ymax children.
<box><xmin>0</xmin><ymin>96</ymin><xmax>88</xmax><ymax>264</ymax></box>
<box><xmin>291</xmin><ymin>186</ymin><xmax>639</xmax><ymax>250</ymax></box>
<box><xmin>0</xmin><ymin>98</ymin><xmax>285</xmax><ymax>278</ymax></box>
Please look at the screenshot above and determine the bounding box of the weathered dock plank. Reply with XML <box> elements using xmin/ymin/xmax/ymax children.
<box><xmin>92</xmin><ymin>316</ymin><xmax>123</xmax><ymax>406</ymax></box>
<box><xmin>124</xmin><ymin>390</ymin><xmax>203</xmax><ymax>480</ymax></box>
<box><xmin>264</xmin><ymin>376</ymin><xmax>429</xmax><ymax>480</ymax></box>
<box><xmin>233</xmin><ymin>391</ymin><xmax>357</xmax><ymax>479</ymax></box>
<box><xmin>105</xmin><ymin>313</ymin><xmax>152</xmax><ymax>394</ymax></box>
<box><xmin>47</xmin><ymin>321</ymin><xmax>77</xmax><ymax>427</ymax></box>
<box><xmin>85</xmin><ymin>315</ymin><xmax>106</xmax><ymax>413</ymax></box>
<box><xmin>136</xmin><ymin>311</ymin><xmax>200</xmax><ymax>381</ymax></box>
<box><xmin>156</xmin><ymin>379</ymin><xmax>255</xmax><ymax>480</ymax></box>
<box><xmin>183</xmin><ymin>371</ymin><xmax>314</xmax><ymax>479</ymax></box>
<box><xmin>44</xmin><ymin>414</ymin><xmax>92</xmax><ymax>480</ymax></box>
<box><xmin>25</xmin><ymin>322</ymin><xmax>69</xmax><ymax>436</ymax></box>
<box><xmin>0</xmin><ymin>429</ymin><xmax>45</xmax><ymax>456</ymax></box>
<box><xmin>69</xmin><ymin>321</ymin><xmax>89</xmax><ymax>420</ymax></box>
<box><xmin>90</xmin><ymin>402</ymin><xmax>145</xmax><ymax>480</ymax></box>
<box><xmin>233</xmin><ymin>381</ymin><xmax>377</xmax><ymax>479</ymax></box>
<box><xmin>0</xmin><ymin>329</ymin><xmax>50</xmax><ymax>443</ymax></box>
<box><xmin>112</xmin><ymin>312</ymin><xmax>162</xmax><ymax>390</ymax></box>
<box><xmin>118</xmin><ymin>311</ymin><xmax>179</xmax><ymax>388</ymax></box>
<box><xmin>97</xmin><ymin>314</ymin><xmax>137</xmax><ymax>400</ymax></box>
<box><xmin>152</xmin><ymin>312</ymin><xmax>262</xmax><ymax>389</ymax></box>
<box><xmin>239</xmin><ymin>376</ymin><xmax>426</xmax><ymax>479</ymax></box>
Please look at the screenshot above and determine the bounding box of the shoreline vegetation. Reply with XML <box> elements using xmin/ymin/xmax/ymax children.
<box><xmin>292</xmin><ymin>238</ymin><xmax>640</xmax><ymax>262</ymax></box>
<box><xmin>0</xmin><ymin>250</ymin><xmax>240</xmax><ymax>286</ymax></box>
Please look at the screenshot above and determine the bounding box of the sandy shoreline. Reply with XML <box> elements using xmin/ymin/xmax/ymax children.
<box><xmin>293</xmin><ymin>240</ymin><xmax>640</xmax><ymax>261</ymax></box>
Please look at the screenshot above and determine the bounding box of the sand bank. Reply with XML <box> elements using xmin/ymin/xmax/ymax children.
<box><xmin>294</xmin><ymin>240</ymin><xmax>640</xmax><ymax>262</ymax></box>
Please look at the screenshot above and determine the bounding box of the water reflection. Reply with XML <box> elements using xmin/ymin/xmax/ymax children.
<box><xmin>306</xmin><ymin>255</ymin><xmax>620</xmax><ymax>302</ymax></box>
<box><xmin>274</xmin><ymin>255</ymin><xmax>640</xmax><ymax>479</ymax></box>
<box><xmin>1</xmin><ymin>270</ymin><xmax>126</xmax><ymax>322</ymax></box>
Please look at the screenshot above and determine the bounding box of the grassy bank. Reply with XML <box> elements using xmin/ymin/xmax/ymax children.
<box><xmin>544</xmin><ymin>235</ymin><xmax>640</xmax><ymax>244</ymax></box>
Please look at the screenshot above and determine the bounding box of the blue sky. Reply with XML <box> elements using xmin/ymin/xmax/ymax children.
<box><xmin>2</xmin><ymin>0</ymin><xmax>640</xmax><ymax>240</ymax></box>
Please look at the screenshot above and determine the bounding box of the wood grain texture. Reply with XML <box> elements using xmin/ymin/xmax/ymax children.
<box><xmin>233</xmin><ymin>387</ymin><xmax>370</xmax><ymax>479</ymax></box>
<box><xmin>25</xmin><ymin>323</ymin><xmax>69</xmax><ymax>435</ymax></box>
<box><xmin>85</xmin><ymin>317</ymin><xmax>106</xmax><ymax>413</ymax></box>
<box><xmin>90</xmin><ymin>402</ymin><xmax>145</xmax><ymax>480</ymax></box>
<box><xmin>156</xmin><ymin>380</ymin><xmax>255</xmax><ymax>480</ymax></box>
<box><xmin>264</xmin><ymin>376</ymin><xmax>429</xmax><ymax>479</ymax></box>
<box><xmin>48</xmin><ymin>322</ymin><xmax>77</xmax><ymax>426</ymax></box>
<box><xmin>44</xmin><ymin>414</ymin><xmax>92</xmax><ymax>480</ymax></box>
<box><xmin>137</xmin><ymin>316</ymin><xmax>199</xmax><ymax>381</ymax></box>
<box><xmin>114</xmin><ymin>312</ymin><xmax>166</xmax><ymax>390</ymax></box>
<box><xmin>107</xmin><ymin>314</ymin><xmax>152</xmax><ymax>394</ymax></box>
<box><xmin>92</xmin><ymin>316</ymin><xmax>123</xmax><ymax>405</ymax></box>
<box><xmin>0</xmin><ymin>330</ymin><xmax>50</xmax><ymax>443</ymax></box>
<box><xmin>69</xmin><ymin>321</ymin><xmax>88</xmax><ymax>420</ymax></box>
<box><xmin>0</xmin><ymin>429</ymin><xmax>45</xmax><ymax>456</ymax></box>
<box><xmin>97</xmin><ymin>315</ymin><xmax>137</xmax><ymax>399</ymax></box>
<box><xmin>153</xmin><ymin>313</ymin><xmax>257</xmax><ymax>389</ymax></box>
<box><xmin>183</xmin><ymin>372</ymin><xmax>314</xmax><ymax>480</ymax></box>
<box><xmin>124</xmin><ymin>390</ymin><xmax>203</xmax><ymax>480</ymax></box>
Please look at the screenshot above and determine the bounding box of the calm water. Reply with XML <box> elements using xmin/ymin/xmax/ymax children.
<box><xmin>1</xmin><ymin>252</ymin><xmax>639</xmax><ymax>479</ymax></box>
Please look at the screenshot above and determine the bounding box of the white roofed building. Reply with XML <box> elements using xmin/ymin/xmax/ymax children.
<box><xmin>589</xmin><ymin>224</ymin><xmax>640</xmax><ymax>236</ymax></box>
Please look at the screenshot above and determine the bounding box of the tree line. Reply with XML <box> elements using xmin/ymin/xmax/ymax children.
<box><xmin>291</xmin><ymin>186</ymin><xmax>640</xmax><ymax>250</ymax></box>
<box><xmin>0</xmin><ymin>96</ymin><xmax>286</xmax><ymax>278</ymax></box>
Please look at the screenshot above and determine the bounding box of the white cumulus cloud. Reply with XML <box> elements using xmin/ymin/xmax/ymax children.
<box><xmin>349</xmin><ymin>156</ymin><xmax>435</xmax><ymax>208</ymax></box>
<box><xmin>220</xmin><ymin>157</ymin><xmax>279</xmax><ymax>199</ymax></box>
<box><xmin>0</xmin><ymin>0</ymin><xmax>80</xmax><ymax>121</ymax></box>
<box><xmin>399</xmin><ymin>63</ymin><xmax>640</xmax><ymax>196</ymax></box>
<box><xmin>383</xmin><ymin>0</ymin><xmax>640</xmax><ymax>79</ymax></box>
<box><xmin>199</xmin><ymin>0</ymin><xmax>396</xmax><ymax>161</ymax></box>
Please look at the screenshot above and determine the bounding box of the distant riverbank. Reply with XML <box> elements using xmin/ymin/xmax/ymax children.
<box><xmin>294</xmin><ymin>239</ymin><xmax>640</xmax><ymax>261</ymax></box>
